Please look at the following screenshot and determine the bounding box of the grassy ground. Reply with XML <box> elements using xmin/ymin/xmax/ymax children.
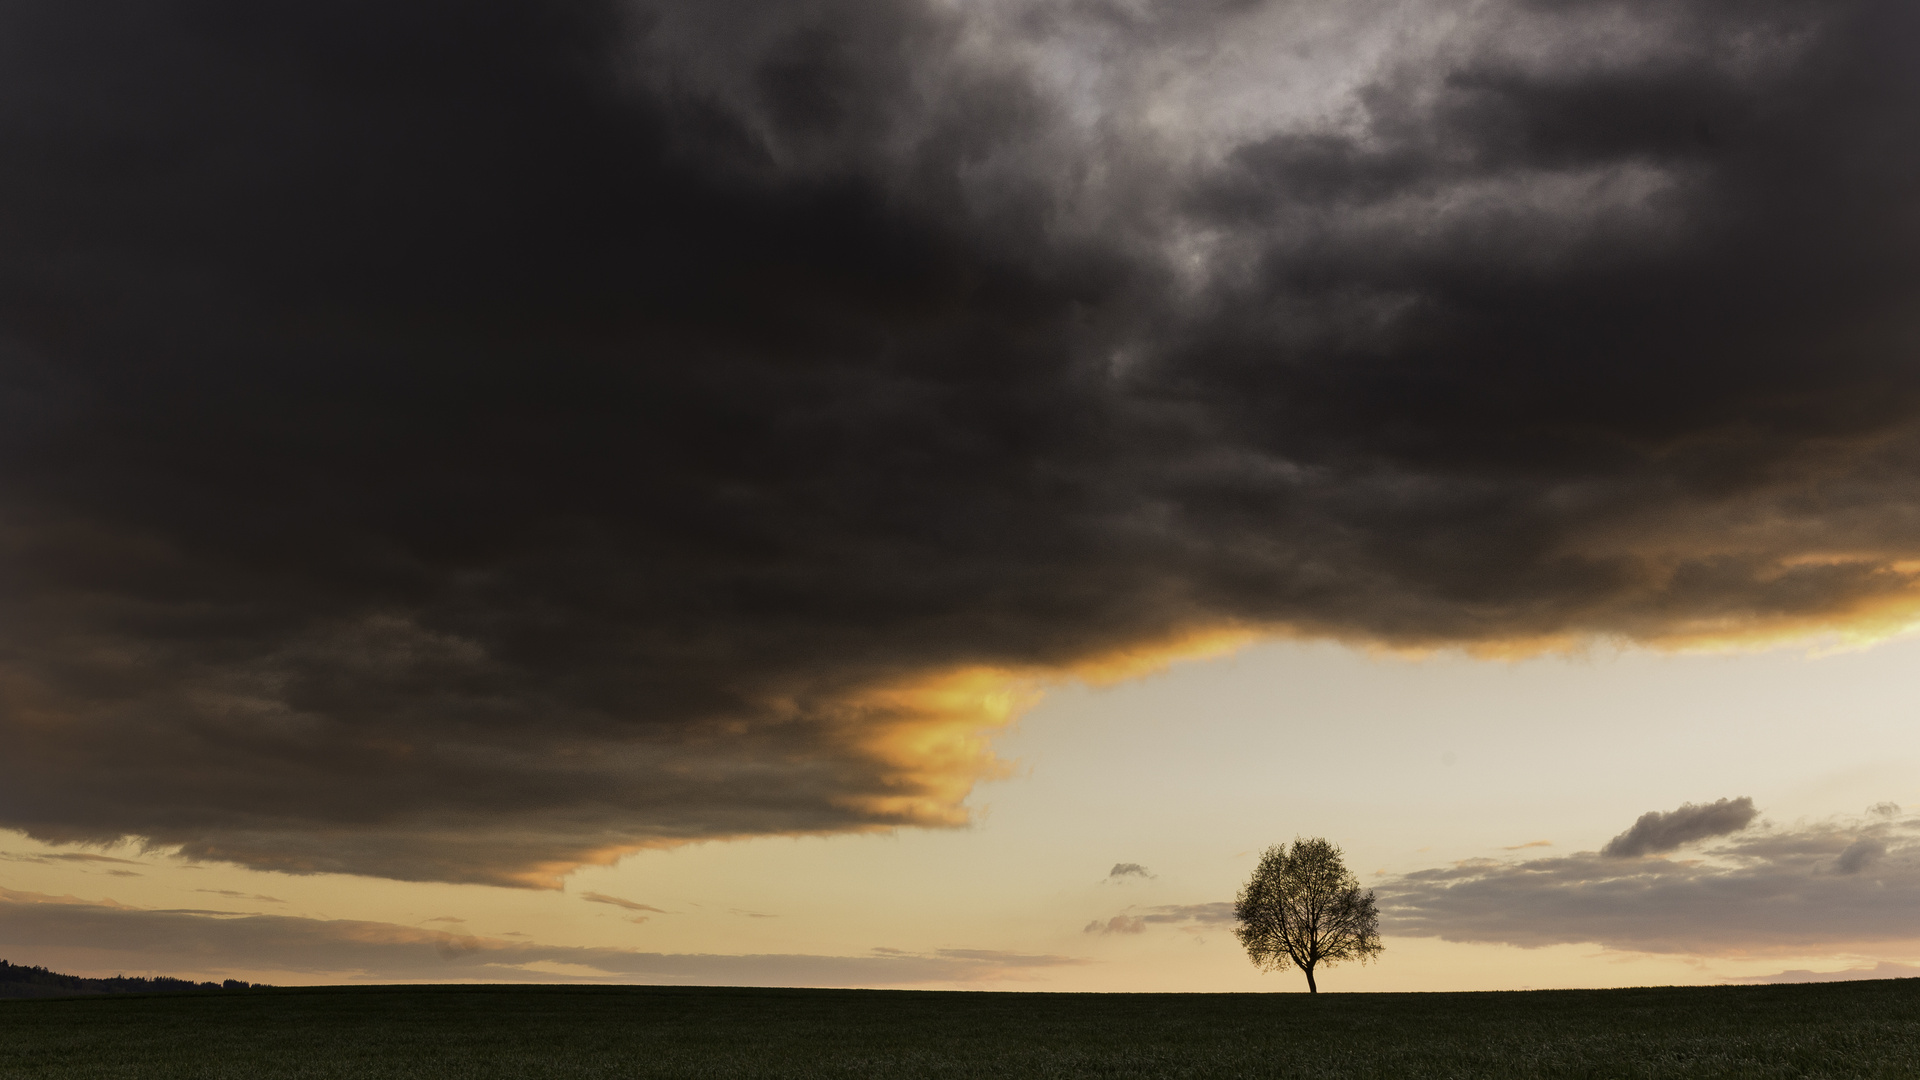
<box><xmin>3</xmin><ymin>979</ymin><xmax>1919</xmax><ymax>1079</ymax></box>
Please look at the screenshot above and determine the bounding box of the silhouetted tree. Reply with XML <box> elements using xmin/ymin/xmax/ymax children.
<box><xmin>1234</xmin><ymin>837</ymin><xmax>1382</xmax><ymax>993</ymax></box>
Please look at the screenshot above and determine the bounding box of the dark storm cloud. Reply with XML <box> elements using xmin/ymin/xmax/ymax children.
<box><xmin>1600</xmin><ymin>797</ymin><xmax>1758</xmax><ymax>858</ymax></box>
<box><xmin>2</xmin><ymin>0</ymin><xmax>1920</xmax><ymax>884</ymax></box>
<box><xmin>1383</xmin><ymin>808</ymin><xmax>1920</xmax><ymax>954</ymax></box>
<box><xmin>0</xmin><ymin>888</ymin><xmax>1078</xmax><ymax>986</ymax></box>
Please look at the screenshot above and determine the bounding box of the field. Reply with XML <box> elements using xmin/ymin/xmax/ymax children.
<box><xmin>4</xmin><ymin>979</ymin><xmax>1920</xmax><ymax>1079</ymax></box>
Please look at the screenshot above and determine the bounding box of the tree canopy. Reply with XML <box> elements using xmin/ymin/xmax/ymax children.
<box><xmin>1234</xmin><ymin>837</ymin><xmax>1382</xmax><ymax>993</ymax></box>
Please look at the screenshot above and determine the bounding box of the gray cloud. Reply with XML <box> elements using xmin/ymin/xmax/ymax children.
<box><xmin>1834</xmin><ymin>838</ymin><xmax>1886</xmax><ymax>875</ymax></box>
<box><xmin>1601</xmin><ymin>797</ymin><xmax>1759</xmax><ymax>858</ymax></box>
<box><xmin>0</xmin><ymin>888</ymin><xmax>1081</xmax><ymax>987</ymax></box>
<box><xmin>1106</xmin><ymin>863</ymin><xmax>1153</xmax><ymax>880</ymax></box>
<box><xmin>1383</xmin><ymin>809</ymin><xmax>1920</xmax><ymax>954</ymax></box>
<box><xmin>1</xmin><ymin>0</ymin><xmax>1918</xmax><ymax>885</ymax></box>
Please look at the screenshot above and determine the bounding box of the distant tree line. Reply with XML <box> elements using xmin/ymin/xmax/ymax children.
<box><xmin>0</xmin><ymin>959</ymin><xmax>268</xmax><ymax>999</ymax></box>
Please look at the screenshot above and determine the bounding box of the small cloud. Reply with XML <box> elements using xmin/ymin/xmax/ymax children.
<box><xmin>731</xmin><ymin>909</ymin><xmax>776</xmax><ymax>919</ymax></box>
<box><xmin>1870</xmin><ymin>802</ymin><xmax>1902</xmax><ymax>818</ymax></box>
<box><xmin>425</xmin><ymin>916</ymin><xmax>466</xmax><ymax>924</ymax></box>
<box><xmin>106</xmin><ymin>870</ymin><xmax>143</xmax><ymax>878</ymax></box>
<box><xmin>1601</xmin><ymin>797</ymin><xmax>1757</xmax><ymax>858</ymax></box>
<box><xmin>1835</xmin><ymin>838</ymin><xmax>1886</xmax><ymax>875</ymax></box>
<box><xmin>1085</xmin><ymin>915</ymin><xmax>1147</xmax><ymax>935</ymax></box>
<box><xmin>1106</xmin><ymin>863</ymin><xmax>1153</xmax><ymax>881</ymax></box>
<box><xmin>579</xmin><ymin>892</ymin><xmax>667</xmax><ymax>915</ymax></box>
<box><xmin>1503</xmin><ymin>840</ymin><xmax>1552</xmax><ymax>850</ymax></box>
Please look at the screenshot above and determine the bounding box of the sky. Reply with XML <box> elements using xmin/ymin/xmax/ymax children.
<box><xmin>2</xmin><ymin>0</ymin><xmax>1920</xmax><ymax>992</ymax></box>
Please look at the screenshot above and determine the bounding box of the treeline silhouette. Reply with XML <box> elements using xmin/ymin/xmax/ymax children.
<box><xmin>0</xmin><ymin>959</ymin><xmax>269</xmax><ymax>999</ymax></box>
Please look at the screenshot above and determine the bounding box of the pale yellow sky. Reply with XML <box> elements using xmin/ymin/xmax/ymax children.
<box><xmin>6</xmin><ymin>632</ymin><xmax>1919</xmax><ymax>992</ymax></box>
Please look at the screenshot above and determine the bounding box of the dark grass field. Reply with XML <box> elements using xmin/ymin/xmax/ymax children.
<box><xmin>4</xmin><ymin>979</ymin><xmax>1920</xmax><ymax>1079</ymax></box>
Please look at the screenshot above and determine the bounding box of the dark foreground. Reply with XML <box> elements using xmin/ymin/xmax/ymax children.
<box><xmin>4</xmin><ymin>980</ymin><xmax>1919</xmax><ymax>1079</ymax></box>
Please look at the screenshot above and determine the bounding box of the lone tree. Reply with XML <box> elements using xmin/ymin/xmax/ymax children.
<box><xmin>1234</xmin><ymin>837</ymin><xmax>1382</xmax><ymax>993</ymax></box>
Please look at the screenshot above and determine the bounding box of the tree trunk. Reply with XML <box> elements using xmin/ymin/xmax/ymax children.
<box><xmin>1304</xmin><ymin>965</ymin><xmax>1317</xmax><ymax>994</ymax></box>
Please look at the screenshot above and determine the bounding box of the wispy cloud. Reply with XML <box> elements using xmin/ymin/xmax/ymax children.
<box><xmin>1106</xmin><ymin>864</ymin><xmax>1153</xmax><ymax>881</ymax></box>
<box><xmin>1085</xmin><ymin>902</ymin><xmax>1235</xmax><ymax>935</ymax></box>
<box><xmin>1141</xmin><ymin>903</ymin><xmax>1235</xmax><ymax>926</ymax></box>
<box><xmin>2</xmin><ymin>851</ymin><xmax>142</xmax><ymax>866</ymax></box>
<box><xmin>195</xmin><ymin>889</ymin><xmax>286</xmax><ymax>904</ymax></box>
<box><xmin>579</xmin><ymin>892</ymin><xmax>668</xmax><ymax>915</ymax></box>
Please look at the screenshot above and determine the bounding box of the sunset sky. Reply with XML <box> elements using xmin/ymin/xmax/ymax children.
<box><xmin>3</xmin><ymin>0</ymin><xmax>1920</xmax><ymax>992</ymax></box>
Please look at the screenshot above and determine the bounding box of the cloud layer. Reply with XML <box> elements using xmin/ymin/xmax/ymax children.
<box><xmin>1383</xmin><ymin>804</ymin><xmax>1920</xmax><ymax>955</ymax></box>
<box><xmin>2</xmin><ymin>0</ymin><xmax>1919</xmax><ymax>883</ymax></box>
<box><xmin>0</xmin><ymin>888</ymin><xmax>1076</xmax><ymax>987</ymax></box>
